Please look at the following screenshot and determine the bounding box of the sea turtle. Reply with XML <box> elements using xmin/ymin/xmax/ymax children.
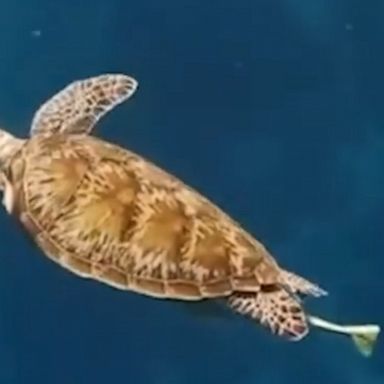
<box><xmin>0</xmin><ymin>74</ymin><xmax>379</xmax><ymax>356</ymax></box>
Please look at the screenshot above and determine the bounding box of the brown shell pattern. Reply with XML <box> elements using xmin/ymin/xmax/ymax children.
<box><xmin>12</xmin><ymin>134</ymin><xmax>281</xmax><ymax>300</ymax></box>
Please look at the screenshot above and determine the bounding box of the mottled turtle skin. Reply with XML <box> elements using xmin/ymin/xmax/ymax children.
<box><xmin>0</xmin><ymin>74</ymin><xmax>326</xmax><ymax>341</ymax></box>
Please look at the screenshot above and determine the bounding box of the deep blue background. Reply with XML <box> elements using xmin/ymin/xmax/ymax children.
<box><xmin>0</xmin><ymin>0</ymin><xmax>383</xmax><ymax>383</ymax></box>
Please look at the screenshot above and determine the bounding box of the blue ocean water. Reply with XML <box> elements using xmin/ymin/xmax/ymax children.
<box><xmin>0</xmin><ymin>0</ymin><xmax>383</xmax><ymax>382</ymax></box>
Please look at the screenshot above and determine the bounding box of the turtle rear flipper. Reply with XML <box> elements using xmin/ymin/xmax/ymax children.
<box><xmin>280</xmin><ymin>269</ymin><xmax>328</xmax><ymax>298</ymax></box>
<box><xmin>227</xmin><ymin>287</ymin><xmax>308</xmax><ymax>341</ymax></box>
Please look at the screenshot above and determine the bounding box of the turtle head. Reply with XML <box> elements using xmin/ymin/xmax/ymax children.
<box><xmin>0</xmin><ymin>129</ymin><xmax>25</xmax><ymax>214</ymax></box>
<box><xmin>0</xmin><ymin>129</ymin><xmax>24</xmax><ymax>167</ymax></box>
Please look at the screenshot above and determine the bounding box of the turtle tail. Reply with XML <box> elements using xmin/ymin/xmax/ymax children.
<box><xmin>227</xmin><ymin>286</ymin><xmax>309</xmax><ymax>341</ymax></box>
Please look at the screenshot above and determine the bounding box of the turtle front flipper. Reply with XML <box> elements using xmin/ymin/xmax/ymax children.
<box><xmin>227</xmin><ymin>287</ymin><xmax>309</xmax><ymax>341</ymax></box>
<box><xmin>30</xmin><ymin>74</ymin><xmax>138</xmax><ymax>137</ymax></box>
